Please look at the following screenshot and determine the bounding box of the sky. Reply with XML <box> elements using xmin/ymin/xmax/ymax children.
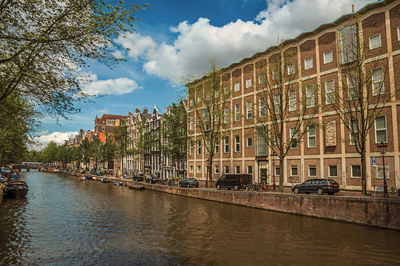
<box><xmin>34</xmin><ymin>0</ymin><xmax>378</xmax><ymax>148</ymax></box>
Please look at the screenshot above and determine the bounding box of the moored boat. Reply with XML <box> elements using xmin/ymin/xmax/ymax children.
<box><xmin>3</xmin><ymin>180</ymin><xmax>28</xmax><ymax>198</ymax></box>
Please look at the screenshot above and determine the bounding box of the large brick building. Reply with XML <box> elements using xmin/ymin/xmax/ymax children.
<box><xmin>187</xmin><ymin>0</ymin><xmax>400</xmax><ymax>191</ymax></box>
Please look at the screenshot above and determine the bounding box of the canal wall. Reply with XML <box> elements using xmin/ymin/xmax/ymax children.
<box><xmin>142</xmin><ymin>183</ymin><xmax>400</xmax><ymax>230</ymax></box>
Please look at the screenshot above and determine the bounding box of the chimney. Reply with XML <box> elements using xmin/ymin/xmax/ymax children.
<box><xmin>135</xmin><ymin>108</ymin><xmax>140</xmax><ymax>113</ymax></box>
<box><xmin>143</xmin><ymin>108</ymin><xmax>148</xmax><ymax>114</ymax></box>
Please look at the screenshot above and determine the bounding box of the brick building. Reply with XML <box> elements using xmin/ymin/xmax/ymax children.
<box><xmin>187</xmin><ymin>0</ymin><xmax>400</xmax><ymax>192</ymax></box>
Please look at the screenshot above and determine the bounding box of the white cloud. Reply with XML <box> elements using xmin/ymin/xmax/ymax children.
<box><xmin>118</xmin><ymin>0</ymin><xmax>377</xmax><ymax>84</ymax></box>
<box><xmin>82</xmin><ymin>73</ymin><xmax>140</xmax><ymax>96</ymax></box>
<box><xmin>34</xmin><ymin>131</ymin><xmax>78</xmax><ymax>148</ymax></box>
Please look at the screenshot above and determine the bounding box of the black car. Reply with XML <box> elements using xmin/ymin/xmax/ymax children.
<box><xmin>292</xmin><ymin>178</ymin><xmax>340</xmax><ymax>195</ymax></box>
<box><xmin>179</xmin><ymin>178</ymin><xmax>199</xmax><ymax>188</ymax></box>
<box><xmin>216</xmin><ymin>174</ymin><xmax>252</xmax><ymax>191</ymax></box>
<box><xmin>145</xmin><ymin>175</ymin><xmax>160</xmax><ymax>184</ymax></box>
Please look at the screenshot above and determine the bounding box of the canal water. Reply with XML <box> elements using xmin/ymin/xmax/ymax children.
<box><xmin>0</xmin><ymin>171</ymin><xmax>399</xmax><ymax>265</ymax></box>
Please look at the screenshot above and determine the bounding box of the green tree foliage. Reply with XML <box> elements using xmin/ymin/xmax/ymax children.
<box><xmin>90</xmin><ymin>135</ymin><xmax>102</xmax><ymax>170</ymax></box>
<box><xmin>101</xmin><ymin>134</ymin><xmax>115</xmax><ymax>169</ymax></box>
<box><xmin>0</xmin><ymin>0</ymin><xmax>147</xmax><ymax>117</ymax></box>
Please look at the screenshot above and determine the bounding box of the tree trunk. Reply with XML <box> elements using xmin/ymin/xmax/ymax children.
<box><xmin>206</xmin><ymin>156</ymin><xmax>213</xmax><ymax>188</ymax></box>
<box><xmin>279</xmin><ymin>156</ymin><xmax>284</xmax><ymax>192</ymax></box>
<box><xmin>361</xmin><ymin>151</ymin><xmax>367</xmax><ymax>195</ymax></box>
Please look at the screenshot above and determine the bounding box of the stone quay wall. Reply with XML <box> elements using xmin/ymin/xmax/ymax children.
<box><xmin>142</xmin><ymin>183</ymin><xmax>400</xmax><ymax>231</ymax></box>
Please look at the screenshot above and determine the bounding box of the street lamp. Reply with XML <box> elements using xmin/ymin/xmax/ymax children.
<box><xmin>377</xmin><ymin>141</ymin><xmax>389</xmax><ymax>198</ymax></box>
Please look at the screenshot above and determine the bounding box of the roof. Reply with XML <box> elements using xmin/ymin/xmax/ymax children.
<box><xmin>95</xmin><ymin>114</ymin><xmax>128</xmax><ymax>124</ymax></box>
<box><xmin>187</xmin><ymin>0</ymin><xmax>393</xmax><ymax>86</ymax></box>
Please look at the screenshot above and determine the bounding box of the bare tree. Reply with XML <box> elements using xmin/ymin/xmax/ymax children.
<box><xmin>188</xmin><ymin>62</ymin><xmax>225</xmax><ymax>187</ymax></box>
<box><xmin>255</xmin><ymin>44</ymin><xmax>319</xmax><ymax>192</ymax></box>
<box><xmin>333</xmin><ymin>21</ymin><xmax>394</xmax><ymax>195</ymax></box>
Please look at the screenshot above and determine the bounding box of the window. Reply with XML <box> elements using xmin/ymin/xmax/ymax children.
<box><xmin>347</xmin><ymin>74</ymin><xmax>358</xmax><ymax>100</ymax></box>
<box><xmin>306</xmin><ymin>85</ymin><xmax>315</xmax><ymax>108</ymax></box>
<box><xmin>235</xmin><ymin>135</ymin><xmax>240</xmax><ymax>152</ymax></box>
<box><xmin>273</xmin><ymin>94</ymin><xmax>281</xmax><ymax>114</ymax></box>
<box><xmin>325</xmin><ymin>80</ymin><xmax>335</xmax><ymax>104</ymax></box>
<box><xmin>351</xmin><ymin>165</ymin><xmax>361</xmax><ymax>178</ymax></box>
<box><xmin>102</xmin><ymin>126</ymin><xmax>105</xmax><ymax>132</ymax></box>
<box><xmin>372</xmin><ymin>68</ymin><xmax>384</xmax><ymax>96</ymax></box>
<box><xmin>236</xmin><ymin>166</ymin><xmax>240</xmax><ymax>174</ymax></box>
<box><xmin>197</xmin><ymin>140</ymin><xmax>201</xmax><ymax>154</ymax></box>
<box><xmin>377</xmin><ymin>165</ymin><xmax>389</xmax><ymax>179</ymax></box>
<box><xmin>323</xmin><ymin>50</ymin><xmax>333</xmax><ymax>64</ymax></box>
<box><xmin>289</xmin><ymin>90</ymin><xmax>296</xmax><ymax>111</ymax></box>
<box><xmin>197</xmin><ymin>96</ymin><xmax>201</xmax><ymax>103</ymax></box>
<box><xmin>215</xmin><ymin>165</ymin><xmax>219</xmax><ymax>174</ymax></box>
<box><xmin>309</xmin><ymin>166</ymin><xmax>317</xmax><ymax>177</ymax></box>
<box><xmin>350</xmin><ymin>119</ymin><xmax>359</xmax><ymax>145</ymax></box>
<box><xmin>247</xmin><ymin>166</ymin><xmax>253</xmax><ymax>174</ymax></box>
<box><xmin>308</xmin><ymin>125</ymin><xmax>316</xmax><ymax>148</ymax></box>
<box><xmin>215</xmin><ymin>140</ymin><xmax>219</xmax><ymax>153</ymax></box>
<box><xmin>205</xmin><ymin>93</ymin><xmax>210</xmax><ymax>101</ymax></box>
<box><xmin>235</xmin><ymin>104</ymin><xmax>240</xmax><ymax>122</ymax></box>
<box><xmin>190</xmin><ymin>166</ymin><xmax>193</xmax><ymax>173</ymax></box>
<box><xmin>246</xmin><ymin>79</ymin><xmax>252</xmax><ymax>88</ymax></box>
<box><xmin>304</xmin><ymin>57</ymin><xmax>313</xmax><ymax>70</ymax></box>
<box><xmin>398</xmin><ymin>26</ymin><xmax>400</xmax><ymax>41</ymax></box>
<box><xmin>259</xmin><ymin>98</ymin><xmax>266</xmax><ymax>117</ymax></box>
<box><xmin>274</xmin><ymin>166</ymin><xmax>280</xmax><ymax>176</ymax></box>
<box><xmin>258</xmin><ymin>74</ymin><xmax>265</xmax><ymax>84</ymax></box>
<box><xmin>375</xmin><ymin>116</ymin><xmax>387</xmax><ymax>143</ymax></box>
<box><xmin>205</xmin><ymin>139</ymin><xmax>210</xmax><ymax>154</ymax></box>
<box><xmin>272</xmin><ymin>70</ymin><xmax>279</xmax><ymax>80</ymax></box>
<box><xmin>291</xmin><ymin>166</ymin><xmax>298</xmax><ymax>176</ymax></box>
<box><xmin>247</xmin><ymin>137</ymin><xmax>253</xmax><ymax>147</ymax></box>
<box><xmin>190</xmin><ymin>142</ymin><xmax>194</xmax><ymax>155</ymax></box>
<box><xmin>256</xmin><ymin>127</ymin><xmax>268</xmax><ymax>156</ymax></box>
<box><xmin>214</xmin><ymin>90</ymin><xmax>219</xmax><ymax>98</ymax></box>
<box><xmin>338</xmin><ymin>24</ymin><xmax>358</xmax><ymax>65</ymax></box>
<box><xmin>197</xmin><ymin>165</ymin><xmax>201</xmax><ymax>173</ymax></box>
<box><xmin>224</xmin><ymin>86</ymin><xmax>229</xmax><ymax>95</ymax></box>
<box><xmin>287</xmin><ymin>64</ymin><xmax>295</xmax><ymax>75</ymax></box>
<box><xmin>246</xmin><ymin>101</ymin><xmax>253</xmax><ymax>119</ymax></box>
<box><xmin>224</xmin><ymin>107</ymin><xmax>229</xmax><ymax>124</ymax></box>
<box><xmin>224</xmin><ymin>136</ymin><xmax>229</xmax><ymax>153</ymax></box>
<box><xmin>107</xmin><ymin>120</ymin><xmax>116</xmax><ymax>126</ymax></box>
<box><xmin>290</xmin><ymin>127</ymin><xmax>298</xmax><ymax>149</ymax></box>
<box><xmin>189</xmin><ymin>117</ymin><xmax>194</xmax><ymax>130</ymax></box>
<box><xmin>329</xmin><ymin>165</ymin><xmax>338</xmax><ymax>177</ymax></box>
<box><xmin>369</xmin><ymin>34</ymin><xmax>381</xmax><ymax>50</ymax></box>
<box><xmin>225</xmin><ymin>165</ymin><xmax>229</xmax><ymax>174</ymax></box>
<box><xmin>190</xmin><ymin>99</ymin><xmax>194</xmax><ymax>106</ymax></box>
<box><xmin>234</xmin><ymin>82</ymin><xmax>240</xmax><ymax>92</ymax></box>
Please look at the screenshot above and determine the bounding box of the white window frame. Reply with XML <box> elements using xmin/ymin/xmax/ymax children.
<box><xmin>197</xmin><ymin>96</ymin><xmax>201</xmax><ymax>103</ymax></box>
<box><xmin>323</xmin><ymin>50</ymin><xmax>333</xmax><ymax>64</ymax></box>
<box><xmin>190</xmin><ymin>99</ymin><xmax>194</xmax><ymax>106</ymax></box>
<box><xmin>328</xmin><ymin>165</ymin><xmax>338</xmax><ymax>177</ymax></box>
<box><xmin>224</xmin><ymin>86</ymin><xmax>229</xmax><ymax>95</ymax></box>
<box><xmin>235</xmin><ymin>104</ymin><xmax>240</xmax><ymax>122</ymax></box>
<box><xmin>225</xmin><ymin>165</ymin><xmax>229</xmax><ymax>174</ymax></box>
<box><xmin>247</xmin><ymin>165</ymin><xmax>253</xmax><ymax>174</ymax></box>
<box><xmin>325</xmin><ymin>79</ymin><xmax>335</xmax><ymax>105</ymax></box>
<box><xmin>189</xmin><ymin>117</ymin><xmax>194</xmax><ymax>130</ymax></box>
<box><xmin>235</xmin><ymin>135</ymin><xmax>240</xmax><ymax>152</ymax></box>
<box><xmin>224</xmin><ymin>107</ymin><xmax>229</xmax><ymax>124</ymax></box>
<box><xmin>377</xmin><ymin>165</ymin><xmax>389</xmax><ymax>179</ymax></box>
<box><xmin>273</xmin><ymin>94</ymin><xmax>281</xmax><ymax>114</ymax></box>
<box><xmin>372</xmin><ymin>68</ymin><xmax>384</xmax><ymax>96</ymax></box>
<box><xmin>290</xmin><ymin>127</ymin><xmax>298</xmax><ymax>149</ymax></box>
<box><xmin>258</xmin><ymin>74</ymin><xmax>265</xmax><ymax>84</ymax></box>
<box><xmin>347</xmin><ymin>74</ymin><xmax>358</xmax><ymax>100</ymax></box>
<box><xmin>306</xmin><ymin>85</ymin><xmax>315</xmax><ymax>108</ymax></box>
<box><xmin>246</xmin><ymin>101</ymin><xmax>253</xmax><ymax>119</ymax></box>
<box><xmin>274</xmin><ymin>166</ymin><xmax>280</xmax><ymax>176</ymax></box>
<box><xmin>197</xmin><ymin>140</ymin><xmax>201</xmax><ymax>155</ymax></box>
<box><xmin>272</xmin><ymin>70</ymin><xmax>279</xmax><ymax>81</ymax></box>
<box><xmin>247</xmin><ymin>137</ymin><xmax>253</xmax><ymax>147</ymax></box>
<box><xmin>189</xmin><ymin>165</ymin><xmax>194</xmax><ymax>173</ymax></box>
<box><xmin>215</xmin><ymin>140</ymin><xmax>219</xmax><ymax>153</ymax></box>
<box><xmin>289</xmin><ymin>89</ymin><xmax>296</xmax><ymax>111</ymax></box>
<box><xmin>308</xmin><ymin>125</ymin><xmax>316</xmax><ymax>148</ymax></box>
<box><xmin>349</xmin><ymin>119</ymin><xmax>359</xmax><ymax>146</ymax></box>
<box><xmin>291</xmin><ymin>165</ymin><xmax>298</xmax><ymax>176</ymax></box>
<box><xmin>287</xmin><ymin>64</ymin><xmax>296</xmax><ymax>75</ymax></box>
<box><xmin>224</xmin><ymin>136</ymin><xmax>229</xmax><ymax>153</ymax></box>
<box><xmin>236</xmin><ymin>165</ymin><xmax>240</xmax><ymax>174</ymax></box>
<box><xmin>259</xmin><ymin>98</ymin><xmax>266</xmax><ymax>117</ymax></box>
<box><xmin>375</xmin><ymin>116</ymin><xmax>387</xmax><ymax>144</ymax></box>
<box><xmin>190</xmin><ymin>141</ymin><xmax>194</xmax><ymax>155</ymax></box>
<box><xmin>245</xmin><ymin>79</ymin><xmax>252</xmax><ymax>88</ymax></box>
<box><xmin>215</xmin><ymin>165</ymin><xmax>219</xmax><ymax>174</ymax></box>
<box><xmin>308</xmin><ymin>165</ymin><xmax>317</xmax><ymax>177</ymax></box>
<box><xmin>304</xmin><ymin>57</ymin><xmax>313</xmax><ymax>70</ymax></box>
<box><xmin>369</xmin><ymin>34</ymin><xmax>381</xmax><ymax>50</ymax></box>
<box><xmin>197</xmin><ymin>165</ymin><xmax>201</xmax><ymax>173</ymax></box>
<box><xmin>351</xmin><ymin>165</ymin><xmax>361</xmax><ymax>178</ymax></box>
<box><xmin>234</xmin><ymin>82</ymin><xmax>240</xmax><ymax>92</ymax></box>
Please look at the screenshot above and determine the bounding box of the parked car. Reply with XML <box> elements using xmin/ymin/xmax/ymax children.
<box><xmin>179</xmin><ymin>178</ymin><xmax>199</xmax><ymax>188</ymax></box>
<box><xmin>145</xmin><ymin>175</ymin><xmax>160</xmax><ymax>184</ymax></box>
<box><xmin>292</xmin><ymin>178</ymin><xmax>340</xmax><ymax>195</ymax></box>
<box><xmin>216</xmin><ymin>174</ymin><xmax>252</xmax><ymax>191</ymax></box>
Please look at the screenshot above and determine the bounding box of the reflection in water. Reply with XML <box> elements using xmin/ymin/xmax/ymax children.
<box><xmin>0</xmin><ymin>171</ymin><xmax>399</xmax><ymax>265</ymax></box>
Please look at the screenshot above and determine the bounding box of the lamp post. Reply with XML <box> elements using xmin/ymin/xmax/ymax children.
<box><xmin>377</xmin><ymin>141</ymin><xmax>389</xmax><ymax>198</ymax></box>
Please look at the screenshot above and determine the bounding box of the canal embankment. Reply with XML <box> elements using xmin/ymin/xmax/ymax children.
<box><xmin>139</xmin><ymin>182</ymin><xmax>400</xmax><ymax>231</ymax></box>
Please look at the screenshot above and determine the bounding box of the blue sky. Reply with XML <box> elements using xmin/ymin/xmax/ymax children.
<box><xmin>35</xmin><ymin>0</ymin><xmax>377</xmax><ymax>147</ymax></box>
